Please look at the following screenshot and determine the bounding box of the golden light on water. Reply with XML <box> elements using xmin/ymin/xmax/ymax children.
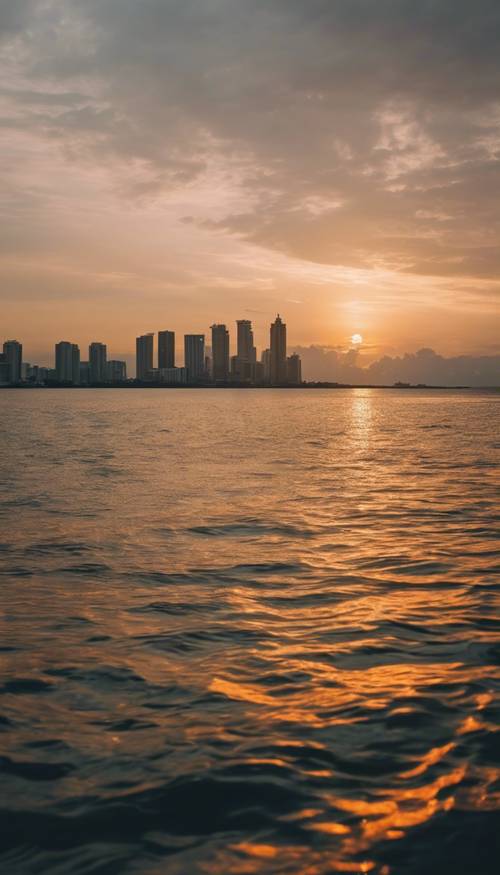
<box><xmin>1</xmin><ymin>388</ymin><xmax>498</xmax><ymax>875</ymax></box>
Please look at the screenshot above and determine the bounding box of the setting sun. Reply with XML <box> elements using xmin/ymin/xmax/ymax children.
<box><xmin>350</xmin><ymin>334</ymin><xmax>363</xmax><ymax>345</ymax></box>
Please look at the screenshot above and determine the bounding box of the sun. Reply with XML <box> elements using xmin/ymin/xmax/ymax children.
<box><xmin>350</xmin><ymin>333</ymin><xmax>363</xmax><ymax>345</ymax></box>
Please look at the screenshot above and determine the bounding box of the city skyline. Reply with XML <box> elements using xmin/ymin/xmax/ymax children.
<box><xmin>3</xmin><ymin>328</ymin><xmax>499</xmax><ymax>387</ymax></box>
<box><xmin>0</xmin><ymin>315</ymin><xmax>305</xmax><ymax>386</ymax></box>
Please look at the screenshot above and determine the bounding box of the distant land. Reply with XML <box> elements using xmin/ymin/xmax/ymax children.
<box><xmin>2</xmin><ymin>382</ymin><xmax>495</xmax><ymax>391</ymax></box>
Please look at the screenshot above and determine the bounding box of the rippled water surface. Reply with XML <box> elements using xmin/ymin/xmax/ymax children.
<box><xmin>1</xmin><ymin>388</ymin><xmax>499</xmax><ymax>874</ymax></box>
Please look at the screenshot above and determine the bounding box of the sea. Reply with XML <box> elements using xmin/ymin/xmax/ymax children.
<box><xmin>0</xmin><ymin>388</ymin><xmax>499</xmax><ymax>874</ymax></box>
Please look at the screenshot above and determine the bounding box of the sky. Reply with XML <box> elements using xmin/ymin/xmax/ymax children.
<box><xmin>1</xmin><ymin>0</ymin><xmax>499</xmax><ymax>380</ymax></box>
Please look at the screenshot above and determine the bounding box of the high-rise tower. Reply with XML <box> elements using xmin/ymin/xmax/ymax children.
<box><xmin>211</xmin><ymin>324</ymin><xmax>230</xmax><ymax>382</ymax></box>
<box><xmin>236</xmin><ymin>320</ymin><xmax>256</xmax><ymax>363</ymax></box>
<box><xmin>55</xmin><ymin>342</ymin><xmax>80</xmax><ymax>384</ymax></box>
<box><xmin>184</xmin><ymin>335</ymin><xmax>205</xmax><ymax>383</ymax></box>
<box><xmin>3</xmin><ymin>340</ymin><xmax>22</xmax><ymax>384</ymax></box>
<box><xmin>287</xmin><ymin>353</ymin><xmax>302</xmax><ymax>385</ymax></box>
<box><xmin>270</xmin><ymin>315</ymin><xmax>287</xmax><ymax>384</ymax></box>
<box><xmin>136</xmin><ymin>334</ymin><xmax>154</xmax><ymax>381</ymax></box>
<box><xmin>89</xmin><ymin>342</ymin><xmax>107</xmax><ymax>383</ymax></box>
<box><xmin>158</xmin><ymin>330</ymin><xmax>175</xmax><ymax>370</ymax></box>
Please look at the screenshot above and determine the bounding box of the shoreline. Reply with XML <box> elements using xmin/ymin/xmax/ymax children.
<box><xmin>1</xmin><ymin>383</ymin><xmax>497</xmax><ymax>391</ymax></box>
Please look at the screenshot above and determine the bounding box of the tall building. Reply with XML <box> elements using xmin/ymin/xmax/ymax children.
<box><xmin>287</xmin><ymin>353</ymin><xmax>302</xmax><ymax>385</ymax></box>
<box><xmin>232</xmin><ymin>319</ymin><xmax>257</xmax><ymax>382</ymax></box>
<box><xmin>0</xmin><ymin>354</ymin><xmax>9</xmax><ymax>385</ymax></box>
<box><xmin>55</xmin><ymin>341</ymin><xmax>80</xmax><ymax>384</ymax></box>
<box><xmin>184</xmin><ymin>335</ymin><xmax>205</xmax><ymax>383</ymax></box>
<box><xmin>136</xmin><ymin>334</ymin><xmax>154</xmax><ymax>381</ymax></box>
<box><xmin>236</xmin><ymin>320</ymin><xmax>256</xmax><ymax>363</ymax></box>
<box><xmin>3</xmin><ymin>340</ymin><xmax>22</xmax><ymax>384</ymax></box>
<box><xmin>106</xmin><ymin>360</ymin><xmax>127</xmax><ymax>382</ymax></box>
<box><xmin>89</xmin><ymin>342</ymin><xmax>107</xmax><ymax>383</ymax></box>
<box><xmin>158</xmin><ymin>330</ymin><xmax>175</xmax><ymax>370</ymax></box>
<box><xmin>261</xmin><ymin>348</ymin><xmax>271</xmax><ymax>383</ymax></box>
<box><xmin>211</xmin><ymin>324</ymin><xmax>230</xmax><ymax>382</ymax></box>
<box><xmin>72</xmin><ymin>344</ymin><xmax>81</xmax><ymax>385</ymax></box>
<box><xmin>270</xmin><ymin>315</ymin><xmax>287</xmax><ymax>384</ymax></box>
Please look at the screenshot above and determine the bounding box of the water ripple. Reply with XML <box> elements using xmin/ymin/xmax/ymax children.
<box><xmin>0</xmin><ymin>388</ymin><xmax>498</xmax><ymax>874</ymax></box>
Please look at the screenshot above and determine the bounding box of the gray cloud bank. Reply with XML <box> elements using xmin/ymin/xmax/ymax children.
<box><xmin>1</xmin><ymin>0</ymin><xmax>500</xmax><ymax>286</ymax></box>
<box><xmin>293</xmin><ymin>347</ymin><xmax>499</xmax><ymax>386</ymax></box>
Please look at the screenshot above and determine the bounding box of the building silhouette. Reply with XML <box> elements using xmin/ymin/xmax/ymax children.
<box><xmin>287</xmin><ymin>353</ymin><xmax>302</xmax><ymax>385</ymax></box>
<box><xmin>231</xmin><ymin>320</ymin><xmax>257</xmax><ymax>382</ymax></box>
<box><xmin>261</xmin><ymin>348</ymin><xmax>271</xmax><ymax>383</ymax></box>
<box><xmin>184</xmin><ymin>335</ymin><xmax>205</xmax><ymax>383</ymax></box>
<box><xmin>0</xmin><ymin>354</ymin><xmax>9</xmax><ymax>385</ymax></box>
<box><xmin>3</xmin><ymin>340</ymin><xmax>22</xmax><ymax>384</ymax></box>
<box><xmin>79</xmin><ymin>361</ymin><xmax>90</xmax><ymax>385</ymax></box>
<box><xmin>236</xmin><ymin>320</ymin><xmax>256</xmax><ymax>363</ymax></box>
<box><xmin>89</xmin><ymin>342</ymin><xmax>107</xmax><ymax>383</ymax></box>
<box><xmin>159</xmin><ymin>367</ymin><xmax>188</xmax><ymax>385</ymax></box>
<box><xmin>136</xmin><ymin>334</ymin><xmax>154</xmax><ymax>381</ymax></box>
<box><xmin>158</xmin><ymin>330</ymin><xmax>175</xmax><ymax>370</ymax></box>
<box><xmin>270</xmin><ymin>315</ymin><xmax>287</xmax><ymax>384</ymax></box>
<box><xmin>1</xmin><ymin>315</ymin><xmax>302</xmax><ymax>389</ymax></box>
<box><xmin>211</xmin><ymin>324</ymin><xmax>230</xmax><ymax>382</ymax></box>
<box><xmin>27</xmin><ymin>365</ymin><xmax>48</xmax><ymax>385</ymax></box>
<box><xmin>55</xmin><ymin>342</ymin><xmax>80</xmax><ymax>384</ymax></box>
<box><xmin>106</xmin><ymin>360</ymin><xmax>127</xmax><ymax>382</ymax></box>
<box><xmin>72</xmin><ymin>345</ymin><xmax>80</xmax><ymax>385</ymax></box>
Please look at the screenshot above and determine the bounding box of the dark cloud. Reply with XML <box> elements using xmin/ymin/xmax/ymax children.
<box><xmin>1</xmin><ymin>0</ymin><xmax>500</xmax><ymax>284</ymax></box>
<box><xmin>0</xmin><ymin>0</ymin><xmax>38</xmax><ymax>36</ymax></box>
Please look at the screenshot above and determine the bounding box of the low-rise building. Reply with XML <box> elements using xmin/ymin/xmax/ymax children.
<box><xmin>159</xmin><ymin>367</ymin><xmax>188</xmax><ymax>384</ymax></box>
<box><xmin>106</xmin><ymin>360</ymin><xmax>127</xmax><ymax>382</ymax></box>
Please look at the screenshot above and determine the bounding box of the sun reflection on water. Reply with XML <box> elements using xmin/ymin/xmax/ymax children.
<box><xmin>0</xmin><ymin>389</ymin><xmax>498</xmax><ymax>874</ymax></box>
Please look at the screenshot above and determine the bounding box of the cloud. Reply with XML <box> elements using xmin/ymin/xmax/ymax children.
<box><xmin>293</xmin><ymin>345</ymin><xmax>500</xmax><ymax>386</ymax></box>
<box><xmin>43</xmin><ymin>1</ymin><xmax>498</xmax><ymax>279</ymax></box>
<box><xmin>1</xmin><ymin>1</ymin><xmax>499</xmax><ymax>352</ymax></box>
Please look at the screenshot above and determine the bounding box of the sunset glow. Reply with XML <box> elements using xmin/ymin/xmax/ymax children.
<box><xmin>0</xmin><ymin>1</ymin><xmax>499</xmax><ymax>381</ymax></box>
<box><xmin>1</xmin><ymin>9</ymin><xmax>499</xmax><ymax>872</ymax></box>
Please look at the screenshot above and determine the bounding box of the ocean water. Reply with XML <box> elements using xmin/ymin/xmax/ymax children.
<box><xmin>0</xmin><ymin>388</ymin><xmax>499</xmax><ymax>875</ymax></box>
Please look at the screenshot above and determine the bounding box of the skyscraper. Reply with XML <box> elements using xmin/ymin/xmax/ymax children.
<box><xmin>136</xmin><ymin>334</ymin><xmax>154</xmax><ymax>381</ymax></box>
<box><xmin>287</xmin><ymin>353</ymin><xmax>302</xmax><ymax>385</ymax></box>
<box><xmin>0</xmin><ymin>355</ymin><xmax>9</xmax><ymax>385</ymax></box>
<box><xmin>270</xmin><ymin>315</ymin><xmax>287</xmax><ymax>384</ymax></box>
<box><xmin>158</xmin><ymin>330</ymin><xmax>175</xmax><ymax>370</ymax></box>
<box><xmin>72</xmin><ymin>344</ymin><xmax>81</xmax><ymax>385</ymax></box>
<box><xmin>211</xmin><ymin>324</ymin><xmax>230</xmax><ymax>382</ymax></box>
<box><xmin>89</xmin><ymin>342</ymin><xmax>107</xmax><ymax>383</ymax></box>
<box><xmin>184</xmin><ymin>335</ymin><xmax>205</xmax><ymax>383</ymax></box>
<box><xmin>3</xmin><ymin>340</ymin><xmax>22</xmax><ymax>384</ymax></box>
<box><xmin>261</xmin><ymin>348</ymin><xmax>271</xmax><ymax>383</ymax></box>
<box><xmin>232</xmin><ymin>319</ymin><xmax>258</xmax><ymax>383</ymax></box>
<box><xmin>55</xmin><ymin>342</ymin><xmax>79</xmax><ymax>384</ymax></box>
<box><xmin>236</xmin><ymin>320</ymin><xmax>256</xmax><ymax>363</ymax></box>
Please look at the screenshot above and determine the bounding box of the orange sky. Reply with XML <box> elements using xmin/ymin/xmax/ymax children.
<box><xmin>1</xmin><ymin>1</ymin><xmax>499</xmax><ymax>369</ymax></box>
